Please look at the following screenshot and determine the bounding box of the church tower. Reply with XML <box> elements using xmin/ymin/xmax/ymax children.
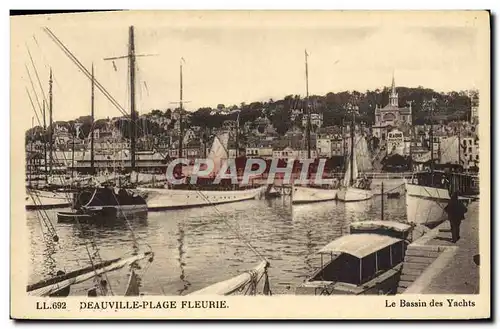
<box><xmin>389</xmin><ymin>74</ymin><xmax>398</xmax><ymax>107</ymax></box>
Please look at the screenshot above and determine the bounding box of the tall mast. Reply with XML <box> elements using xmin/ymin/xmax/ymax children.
<box><xmin>429</xmin><ymin>99</ymin><xmax>434</xmax><ymax>173</ymax></box>
<box><xmin>235</xmin><ymin>112</ymin><xmax>240</xmax><ymax>158</ymax></box>
<box><xmin>29</xmin><ymin>116</ymin><xmax>34</xmax><ymax>186</ymax></box>
<box><xmin>129</xmin><ymin>26</ymin><xmax>137</xmax><ymax>171</ymax></box>
<box><xmin>350</xmin><ymin>111</ymin><xmax>355</xmax><ymax>186</ymax></box>
<box><xmin>48</xmin><ymin>68</ymin><xmax>53</xmax><ymax>175</ymax></box>
<box><xmin>71</xmin><ymin>125</ymin><xmax>75</xmax><ymax>180</ymax></box>
<box><xmin>305</xmin><ymin>50</ymin><xmax>311</xmax><ymax>159</ymax></box>
<box><xmin>178</xmin><ymin>59</ymin><xmax>184</xmax><ymax>158</ymax></box>
<box><xmin>42</xmin><ymin>100</ymin><xmax>47</xmax><ymax>183</ymax></box>
<box><xmin>90</xmin><ymin>63</ymin><xmax>95</xmax><ymax>174</ymax></box>
<box><xmin>342</xmin><ymin>117</ymin><xmax>347</xmax><ymax>170</ymax></box>
<box><xmin>409</xmin><ymin>126</ymin><xmax>414</xmax><ymax>172</ymax></box>
<box><xmin>458</xmin><ymin>124</ymin><xmax>461</xmax><ymax>167</ymax></box>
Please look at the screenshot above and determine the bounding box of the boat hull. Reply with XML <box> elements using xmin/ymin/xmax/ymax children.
<box><xmin>57</xmin><ymin>204</ymin><xmax>148</xmax><ymax>223</ymax></box>
<box><xmin>296</xmin><ymin>263</ymin><xmax>403</xmax><ymax>295</ymax></box>
<box><xmin>292</xmin><ymin>186</ymin><xmax>338</xmax><ymax>204</ymax></box>
<box><xmin>137</xmin><ymin>186</ymin><xmax>266</xmax><ymax>211</ymax></box>
<box><xmin>405</xmin><ymin>182</ymin><xmax>450</xmax><ymax>227</ymax></box>
<box><xmin>25</xmin><ymin>189</ymin><xmax>72</xmax><ymax>210</ymax></box>
<box><xmin>337</xmin><ymin>187</ymin><xmax>373</xmax><ymax>202</ymax></box>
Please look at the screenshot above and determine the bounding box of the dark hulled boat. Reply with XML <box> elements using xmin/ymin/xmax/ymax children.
<box><xmin>57</xmin><ymin>186</ymin><xmax>147</xmax><ymax>223</ymax></box>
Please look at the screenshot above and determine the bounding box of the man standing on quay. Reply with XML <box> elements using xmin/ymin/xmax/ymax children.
<box><xmin>444</xmin><ymin>192</ymin><xmax>468</xmax><ymax>243</ymax></box>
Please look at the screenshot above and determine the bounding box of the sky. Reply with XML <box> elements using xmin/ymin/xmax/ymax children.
<box><xmin>11</xmin><ymin>11</ymin><xmax>487</xmax><ymax>131</ymax></box>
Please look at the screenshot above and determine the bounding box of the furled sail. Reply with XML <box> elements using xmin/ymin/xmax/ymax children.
<box><xmin>188</xmin><ymin>261</ymin><xmax>270</xmax><ymax>296</ymax></box>
<box><xmin>27</xmin><ymin>252</ymin><xmax>152</xmax><ymax>297</ymax></box>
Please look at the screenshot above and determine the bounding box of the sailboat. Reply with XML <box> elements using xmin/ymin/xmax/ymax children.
<box><xmin>27</xmin><ymin>251</ymin><xmax>153</xmax><ymax>297</ymax></box>
<box><xmin>292</xmin><ymin>50</ymin><xmax>339</xmax><ymax>204</ymax></box>
<box><xmin>26</xmin><ymin>176</ymin><xmax>154</xmax><ymax>297</ymax></box>
<box><xmin>137</xmin><ymin>59</ymin><xmax>265</xmax><ymax>211</ymax></box>
<box><xmin>188</xmin><ymin>260</ymin><xmax>271</xmax><ymax>296</ymax></box>
<box><xmin>26</xmin><ymin>70</ymin><xmax>73</xmax><ymax>210</ymax></box>
<box><xmin>404</xmin><ymin>99</ymin><xmax>450</xmax><ymax>227</ymax></box>
<box><xmin>337</xmin><ymin>112</ymin><xmax>373</xmax><ymax>202</ymax></box>
<box><xmin>138</xmin><ymin>131</ymin><xmax>265</xmax><ymax>210</ymax></box>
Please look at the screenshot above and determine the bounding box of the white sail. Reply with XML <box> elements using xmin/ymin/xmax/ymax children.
<box><xmin>355</xmin><ymin>135</ymin><xmax>373</xmax><ymax>172</ymax></box>
<box><xmin>207</xmin><ymin>132</ymin><xmax>230</xmax><ymax>175</ymax></box>
<box><xmin>343</xmin><ymin>147</ymin><xmax>358</xmax><ymax>187</ymax></box>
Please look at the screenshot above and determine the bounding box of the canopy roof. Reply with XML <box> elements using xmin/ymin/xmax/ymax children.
<box><xmin>350</xmin><ymin>221</ymin><xmax>412</xmax><ymax>233</ymax></box>
<box><xmin>318</xmin><ymin>234</ymin><xmax>402</xmax><ymax>258</ymax></box>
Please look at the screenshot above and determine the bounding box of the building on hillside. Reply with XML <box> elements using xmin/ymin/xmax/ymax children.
<box><xmin>246</xmin><ymin>139</ymin><xmax>274</xmax><ymax>159</ymax></box>
<box><xmin>315</xmin><ymin>133</ymin><xmax>345</xmax><ymax>158</ymax></box>
<box><xmin>372</xmin><ymin>75</ymin><xmax>412</xmax><ymax>141</ymax></box>
<box><xmin>316</xmin><ymin>137</ymin><xmax>333</xmax><ymax>157</ymax></box>
<box><xmin>470</xmin><ymin>90</ymin><xmax>479</xmax><ymax>123</ymax></box>
<box><xmin>302</xmin><ymin>113</ymin><xmax>323</xmax><ymax>129</ymax></box>
<box><xmin>460</xmin><ymin>136</ymin><xmax>479</xmax><ymax>169</ymax></box>
<box><xmin>182</xmin><ymin>128</ymin><xmax>197</xmax><ymax>145</ymax></box>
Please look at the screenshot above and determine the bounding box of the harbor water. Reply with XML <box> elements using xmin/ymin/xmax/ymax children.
<box><xmin>28</xmin><ymin>184</ymin><xmax>408</xmax><ymax>296</ymax></box>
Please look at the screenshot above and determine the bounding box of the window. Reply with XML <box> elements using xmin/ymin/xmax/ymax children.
<box><xmin>469</xmin><ymin>147</ymin><xmax>472</xmax><ymax>153</ymax></box>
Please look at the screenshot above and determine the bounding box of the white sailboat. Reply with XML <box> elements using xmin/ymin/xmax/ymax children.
<box><xmin>292</xmin><ymin>184</ymin><xmax>339</xmax><ymax>204</ymax></box>
<box><xmin>404</xmin><ymin>173</ymin><xmax>450</xmax><ymax>227</ymax></box>
<box><xmin>337</xmin><ymin>113</ymin><xmax>373</xmax><ymax>202</ymax></box>
<box><xmin>137</xmin><ymin>60</ymin><xmax>264</xmax><ymax>210</ymax></box>
<box><xmin>138</xmin><ymin>132</ymin><xmax>265</xmax><ymax>211</ymax></box>
<box><xmin>292</xmin><ymin>50</ymin><xmax>339</xmax><ymax>204</ymax></box>
<box><xmin>26</xmin><ymin>70</ymin><xmax>73</xmax><ymax>210</ymax></box>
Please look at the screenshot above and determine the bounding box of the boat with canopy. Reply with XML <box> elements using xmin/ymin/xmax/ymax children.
<box><xmin>296</xmin><ymin>221</ymin><xmax>412</xmax><ymax>295</ymax></box>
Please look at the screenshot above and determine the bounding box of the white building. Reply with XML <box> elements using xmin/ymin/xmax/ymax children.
<box><xmin>386</xmin><ymin>128</ymin><xmax>406</xmax><ymax>156</ymax></box>
<box><xmin>316</xmin><ymin>137</ymin><xmax>332</xmax><ymax>157</ymax></box>
<box><xmin>461</xmin><ymin>136</ymin><xmax>479</xmax><ymax>169</ymax></box>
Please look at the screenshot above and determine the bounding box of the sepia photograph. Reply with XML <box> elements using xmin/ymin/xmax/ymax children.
<box><xmin>10</xmin><ymin>10</ymin><xmax>490</xmax><ymax>319</ymax></box>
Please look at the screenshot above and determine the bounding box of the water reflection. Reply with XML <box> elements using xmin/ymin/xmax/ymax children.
<box><xmin>41</xmin><ymin>233</ymin><xmax>58</xmax><ymax>278</ymax></box>
<box><xmin>28</xmin><ymin>194</ymin><xmax>409</xmax><ymax>295</ymax></box>
<box><xmin>176</xmin><ymin>222</ymin><xmax>191</xmax><ymax>295</ymax></box>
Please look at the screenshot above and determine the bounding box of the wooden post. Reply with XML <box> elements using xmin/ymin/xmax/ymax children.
<box><xmin>381</xmin><ymin>182</ymin><xmax>384</xmax><ymax>221</ymax></box>
<box><xmin>359</xmin><ymin>258</ymin><xmax>363</xmax><ymax>284</ymax></box>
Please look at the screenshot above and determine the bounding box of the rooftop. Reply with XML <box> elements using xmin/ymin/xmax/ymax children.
<box><xmin>317</xmin><ymin>233</ymin><xmax>403</xmax><ymax>258</ymax></box>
